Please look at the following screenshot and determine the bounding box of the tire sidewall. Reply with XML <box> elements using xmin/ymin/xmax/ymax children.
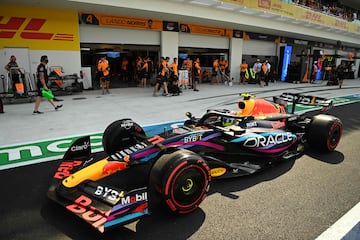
<box><xmin>149</xmin><ymin>150</ymin><xmax>211</xmax><ymax>214</ymax></box>
<box><xmin>308</xmin><ymin>114</ymin><xmax>342</xmax><ymax>152</ymax></box>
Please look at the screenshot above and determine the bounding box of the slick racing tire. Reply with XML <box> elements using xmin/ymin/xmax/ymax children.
<box><xmin>102</xmin><ymin>119</ymin><xmax>146</xmax><ymax>155</ymax></box>
<box><xmin>307</xmin><ymin>114</ymin><xmax>342</xmax><ymax>152</ymax></box>
<box><xmin>149</xmin><ymin>150</ymin><xmax>211</xmax><ymax>214</ymax></box>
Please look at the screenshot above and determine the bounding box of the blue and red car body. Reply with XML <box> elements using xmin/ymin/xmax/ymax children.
<box><xmin>47</xmin><ymin>92</ymin><xmax>342</xmax><ymax>233</ymax></box>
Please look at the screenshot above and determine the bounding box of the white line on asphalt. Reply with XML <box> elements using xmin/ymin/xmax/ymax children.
<box><xmin>315</xmin><ymin>202</ymin><xmax>360</xmax><ymax>240</ymax></box>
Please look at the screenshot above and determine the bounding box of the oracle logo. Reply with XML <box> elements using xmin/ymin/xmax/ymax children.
<box><xmin>0</xmin><ymin>16</ymin><xmax>74</xmax><ymax>41</ymax></box>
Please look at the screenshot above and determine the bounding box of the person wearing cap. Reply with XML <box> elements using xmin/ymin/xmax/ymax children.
<box><xmin>33</xmin><ymin>55</ymin><xmax>62</xmax><ymax>114</ymax></box>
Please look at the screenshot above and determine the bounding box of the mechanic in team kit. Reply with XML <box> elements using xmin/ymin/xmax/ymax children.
<box><xmin>4</xmin><ymin>55</ymin><xmax>24</xmax><ymax>93</ymax></box>
<box><xmin>211</xmin><ymin>58</ymin><xmax>220</xmax><ymax>84</ymax></box>
<box><xmin>153</xmin><ymin>56</ymin><xmax>170</xmax><ymax>96</ymax></box>
<box><xmin>240</xmin><ymin>59</ymin><xmax>248</xmax><ymax>84</ymax></box>
<box><xmin>97</xmin><ymin>55</ymin><xmax>111</xmax><ymax>94</ymax></box>
<box><xmin>192</xmin><ymin>58</ymin><xmax>201</xmax><ymax>91</ymax></box>
<box><xmin>33</xmin><ymin>55</ymin><xmax>63</xmax><ymax>114</ymax></box>
<box><xmin>336</xmin><ymin>62</ymin><xmax>348</xmax><ymax>89</ymax></box>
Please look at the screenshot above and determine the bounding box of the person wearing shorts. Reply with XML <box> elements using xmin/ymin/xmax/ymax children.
<box><xmin>192</xmin><ymin>58</ymin><xmax>201</xmax><ymax>91</ymax></box>
<box><xmin>240</xmin><ymin>59</ymin><xmax>248</xmax><ymax>84</ymax></box>
<box><xmin>211</xmin><ymin>59</ymin><xmax>219</xmax><ymax>84</ymax></box>
<box><xmin>153</xmin><ymin>57</ymin><xmax>169</xmax><ymax>96</ymax></box>
<box><xmin>33</xmin><ymin>55</ymin><xmax>62</xmax><ymax>114</ymax></box>
<box><xmin>97</xmin><ymin>55</ymin><xmax>111</xmax><ymax>94</ymax></box>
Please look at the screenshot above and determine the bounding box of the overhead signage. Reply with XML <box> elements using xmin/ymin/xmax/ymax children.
<box><xmin>79</xmin><ymin>12</ymin><xmax>163</xmax><ymax>31</ymax></box>
<box><xmin>180</xmin><ymin>23</ymin><xmax>233</xmax><ymax>37</ymax></box>
<box><xmin>242</xmin><ymin>31</ymin><xmax>278</xmax><ymax>41</ymax></box>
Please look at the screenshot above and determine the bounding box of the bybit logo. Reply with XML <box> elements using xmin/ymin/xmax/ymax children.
<box><xmin>0</xmin><ymin>16</ymin><xmax>74</xmax><ymax>41</ymax></box>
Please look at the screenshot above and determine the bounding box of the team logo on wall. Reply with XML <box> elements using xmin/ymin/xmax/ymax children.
<box><xmin>0</xmin><ymin>17</ymin><xmax>74</xmax><ymax>41</ymax></box>
<box><xmin>163</xmin><ymin>21</ymin><xmax>179</xmax><ymax>32</ymax></box>
<box><xmin>233</xmin><ymin>29</ymin><xmax>242</xmax><ymax>38</ymax></box>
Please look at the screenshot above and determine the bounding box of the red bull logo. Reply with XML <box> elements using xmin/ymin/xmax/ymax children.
<box><xmin>102</xmin><ymin>161</ymin><xmax>128</xmax><ymax>175</ymax></box>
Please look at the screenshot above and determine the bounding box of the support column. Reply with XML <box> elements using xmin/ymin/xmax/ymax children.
<box><xmin>229</xmin><ymin>37</ymin><xmax>243</xmax><ymax>83</ymax></box>
<box><xmin>160</xmin><ymin>31</ymin><xmax>179</xmax><ymax>60</ymax></box>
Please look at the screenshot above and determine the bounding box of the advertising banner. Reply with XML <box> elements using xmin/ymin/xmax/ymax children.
<box><xmin>0</xmin><ymin>5</ymin><xmax>80</xmax><ymax>50</ymax></box>
<box><xmin>79</xmin><ymin>12</ymin><xmax>163</xmax><ymax>31</ymax></box>
<box><xmin>179</xmin><ymin>22</ymin><xmax>233</xmax><ymax>37</ymax></box>
<box><xmin>224</xmin><ymin>0</ymin><xmax>360</xmax><ymax>34</ymax></box>
<box><xmin>281</xmin><ymin>45</ymin><xmax>292</xmax><ymax>81</ymax></box>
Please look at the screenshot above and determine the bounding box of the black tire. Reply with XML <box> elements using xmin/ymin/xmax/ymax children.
<box><xmin>149</xmin><ymin>149</ymin><xmax>211</xmax><ymax>214</ymax></box>
<box><xmin>102</xmin><ymin>119</ymin><xmax>145</xmax><ymax>155</ymax></box>
<box><xmin>307</xmin><ymin>114</ymin><xmax>342</xmax><ymax>152</ymax></box>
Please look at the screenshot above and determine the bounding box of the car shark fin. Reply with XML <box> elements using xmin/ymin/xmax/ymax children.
<box><xmin>63</xmin><ymin>136</ymin><xmax>91</xmax><ymax>160</ymax></box>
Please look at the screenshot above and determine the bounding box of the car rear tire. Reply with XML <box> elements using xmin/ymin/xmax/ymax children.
<box><xmin>307</xmin><ymin>114</ymin><xmax>342</xmax><ymax>152</ymax></box>
<box><xmin>149</xmin><ymin>150</ymin><xmax>211</xmax><ymax>214</ymax></box>
<box><xmin>102</xmin><ymin>119</ymin><xmax>146</xmax><ymax>155</ymax></box>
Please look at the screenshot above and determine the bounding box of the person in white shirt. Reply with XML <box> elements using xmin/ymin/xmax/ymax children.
<box><xmin>252</xmin><ymin>59</ymin><xmax>262</xmax><ymax>85</ymax></box>
<box><xmin>265</xmin><ymin>60</ymin><xmax>271</xmax><ymax>86</ymax></box>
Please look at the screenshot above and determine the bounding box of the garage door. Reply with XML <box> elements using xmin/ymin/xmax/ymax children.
<box><xmin>242</xmin><ymin>40</ymin><xmax>276</xmax><ymax>56</ymax></box>
<box><xmin>79</xmin><ymin>25</ymin><xmax>160</xmax><ymax>45</ymax></box>
<box><xmin>179</xmin><ymin>33</ymin><xmax>229</xmax><ymax>49</ymax></box>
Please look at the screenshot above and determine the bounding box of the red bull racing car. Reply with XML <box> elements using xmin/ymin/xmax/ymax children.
<box><xmin>47</xmin><ymin>92</ymin><xmax>342</xmax><ymax>233</ymax></box>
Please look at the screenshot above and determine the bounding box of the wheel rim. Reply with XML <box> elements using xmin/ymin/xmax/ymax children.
<box><xmin>182</xmin><ymin>178</ymin><xmax>194</xmax><ymax>192</ymax></box>
<box><xmin>328</xmin><ymin>124</ymin><xmax>341</xmax><ymax>148</ymax></box>
<box><xmin>171</xmin><ymin>167</ymin><xmax>206</xmax><ymax>207</ymax></box>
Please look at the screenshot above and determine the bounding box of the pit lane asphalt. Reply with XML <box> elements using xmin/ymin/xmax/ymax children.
<box><xmin>1</xmin><ymin>80</ymin><xmax>360</xmax><ymax>239</ymax></box>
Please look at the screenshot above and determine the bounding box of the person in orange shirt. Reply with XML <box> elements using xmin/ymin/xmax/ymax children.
<box><xmin>169</xmin><ymin>57</ymin><xmax>178</xmax><ymax>80</ymax></box>
<box><xmin>192</xmin><ymin>58</ymin><xmax>201</xmax><ymax>91</ymax></box>
<box><xmin>211</xmin><ymin>59</ymin><xmax>219</xmax><ymax>84</ymax></box>
<box><xmin>121</xmin><ymin>57</ymin><xmax>129</xmax><ymax>82</ymax></box>
<box><xmin>153</xmin><ymin>57</ymin><xmax>169</xmax><ymax>96</ymax></box>
<box><xmin>168</xmin><ymin>57</ymin><xmax>181</xmax><ymax>95</ymax></box>
<box><xmin>219</xmin><ymin>57</ymin><xmax>226</xmax><ymax>82</ymax></box>
<box><xmin>240</xmin><ymin>59</ymin><xmax>248</xmax><ymax>84</ymax></box>
<box><xmin>139</xmin><ymin>56</ymin><xmax>149</xmax><ymax>88</ymax></box>
<box><xmin>135</xmin><ymin>56</ymin><xmax>142</xmax><ymax>84</ymax></box>
<box><xmin>97</xmin><ymin>55</ymin><xmax>111</xmax><ymax>94</ymax></box>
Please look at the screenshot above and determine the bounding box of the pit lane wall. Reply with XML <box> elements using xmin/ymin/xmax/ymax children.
<box><xmin>0</xmin><ymin>5</ymin><xmax>81</xmax><ymax>80</ymax></box>
<box><xmin>0</xmin><ymin>121</ymin><xmax>186</xmax><ymax>170</ymax></box>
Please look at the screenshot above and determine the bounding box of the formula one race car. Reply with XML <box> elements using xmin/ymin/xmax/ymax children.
<box><xmin>47</xmin><ymin>92</ymin><xmax>342</xmax><ymax>233</ymax></box>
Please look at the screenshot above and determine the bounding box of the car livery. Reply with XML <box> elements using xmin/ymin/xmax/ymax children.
<box><xmin>48</xmin><ymin>92</ymin><xmax>342</xmax><ymax>233</ymax></box>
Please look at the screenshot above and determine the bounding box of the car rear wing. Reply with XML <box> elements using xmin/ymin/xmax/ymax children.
<box><xmin>273</xmin><ymin>92</ymin><xmax>333</xmax><ymax>114</ymax></box>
